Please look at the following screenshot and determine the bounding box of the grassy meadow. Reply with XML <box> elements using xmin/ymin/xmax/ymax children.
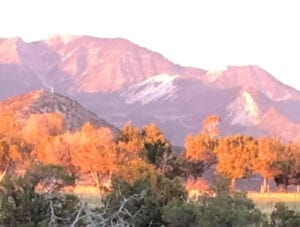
<box><xmin>248</xmin><ymin>192</ymin><xmax>300</xmax><ymax>218</ymax></box>
<box><xmin>76</xmin><ymin>189</ymin><xmax>300</xmax><ymax>217</ymax></box>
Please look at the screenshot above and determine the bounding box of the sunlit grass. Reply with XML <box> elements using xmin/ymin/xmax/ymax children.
<box><xmin>248</xmin><ymin>191</ymin><xmax>300</xmax><ymax>202</ymax></box>
<box><xmin>73</xmin><ymin>186</ymin><xmax>300</xmax><ymax>216</ymax></box>
<box><xmin>248</xmin><ymin>192</ymin><xmax>300</xmax><ymax>218</ymax></box>
<box><xmin>72</xmin><ymin>185</ymin><xmax>103</xmax><ymax>208</ymax></box>
<box><xmin>77</xmin><ymin>194</ymin><xmax>103</xmax><ymax>208</ymax></box>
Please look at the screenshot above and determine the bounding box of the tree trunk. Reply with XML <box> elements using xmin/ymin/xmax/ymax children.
<box><xmin>262</xmin><ymin>177</ymin><xmax>268</xmax><ymax>193</ymax></box>
<box><xmin>0</xmin><ymin>168</ymin><xmax>8</xmax><ymax>182</ymax></box>
<box><xmin>230</xmin><ymin>178</ymin><xmax>236</xmax><ymax>192</ymax></box>
<box><xmin>90</xmin><ymin>170</ymin><xmax>100</xmax><ymax>194</ymax></box>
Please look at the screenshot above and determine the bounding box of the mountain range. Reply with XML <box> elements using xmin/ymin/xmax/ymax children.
<box><xmin>0</xmin><ymin>35</ymin><xmax>299</xmax><ymax>144</ymax></box>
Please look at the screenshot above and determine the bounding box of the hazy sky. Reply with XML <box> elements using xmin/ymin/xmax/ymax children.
<box><xmin>1</xmin><ymin>0</ymin><xmax>299</xmax><ymax>90</ymax></box>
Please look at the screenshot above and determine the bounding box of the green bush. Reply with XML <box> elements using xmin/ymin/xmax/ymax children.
<box><xmin>103</xmin><ymin>175</ymin><xmax>187</xmax><ymax>226</ymax></box>
<box><xmin>162</xmin><ymin>199</ymin><xmax>198</xmax><ymax>227</ymax></box>
<box><xmin>195</xmin><ymin>192</ymin><xmax>263</xmax><ymax>227</ymax></box>
<box><xmin>0</xmin><ymin>164</ymin><xmax>80</xmax><ymax>226</ymax></box>
<box><xmin>270</xmin><ymin>202</ymin><xmax>300</xmax><ymax>227</ymax></box>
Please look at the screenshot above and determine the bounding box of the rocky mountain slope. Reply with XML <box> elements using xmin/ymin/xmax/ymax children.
<box><xmin>0</xmin><ymin>35</ymin><xmax>299</xmax><ymax>144</ymax></box>
<box><xmin>0</xmin><ymin>36</ymin><xmax>205</xmax><ymax>98</ymax></box>
<box><xmin>77</xmin><ymin>68</ymin><xmax>300</xmax><ymax>144</ymax></box>
<box><xmin>0</xmin><ymin>90</ymin><xmax>117</xmax><ymax>132</ymax></box>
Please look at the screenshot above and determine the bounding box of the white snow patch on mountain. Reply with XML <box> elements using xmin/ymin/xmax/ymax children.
<box><xmin>206</xmin><ymin>66</ymin><xmax>228</xmax><ymax>82</ymax></box>
<box><xmin>226</xmin><ymin>91</ymin><xmax>260</xmax><ymax>126</ymax></box>
<box><xmin>120</xmin><ymin>74</ymin><xmax>179</xmax><ymax>105</ymax></box>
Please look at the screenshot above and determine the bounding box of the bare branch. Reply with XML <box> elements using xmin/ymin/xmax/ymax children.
<box><xmin>69</xmin><ymin>190</ymin><xmax>147</xmax><ymax>226</ymax></box>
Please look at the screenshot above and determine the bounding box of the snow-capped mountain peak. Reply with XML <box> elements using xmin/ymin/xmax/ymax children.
<box><xmin>226</xmin><ymin>91</ymin><xmax>260</xmax><ymax>126</ymax></box>
<box><xmin>120</xmin><ymin>74</ymin><xmax>180</xmax><ymax>105</ymax></box>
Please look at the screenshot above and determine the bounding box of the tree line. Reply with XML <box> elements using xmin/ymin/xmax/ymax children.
<box><xmin>0</xmin><ymin>111</ymin><xmax>300</xmax><ymax>193</ymax></box>
<box><xmin>1</xmin><ymin>111</ymin><xmax>300</xmax><ymax>226</ymax></box>
<box><xmin>184</xmin><ymin>115</ymin><xmax>300</xmax><ymax>192</ymax></box>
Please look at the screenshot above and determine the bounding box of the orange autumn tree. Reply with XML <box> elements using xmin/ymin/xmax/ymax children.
<box><xmin>215</xmin><ymin>135</ymin><xmax>257</xmax><ymax>191</ymax></box>
<box><xmin>22</xmin><ymin>112</ymin><xmax>65</xmax><ymax>140</ymax></box>
<box><xmin>288</xmin><ymin>140</ymin><xmax>300</xmax><ymax>190</ymax></box>
<box><xmin>71</xmin><ymin>123</ymin><xmax>117</xmax><ymax>191</ymax></box>
<box><xmin>184</xmin><ymin>134</ymin><xmax>216</xmax><ymax>164</ymax></box>
<box><xmin>115</xmin><ymin>122</ymin><xmax>144</xmax><ymax>162</ymax></box>
<box><xmin>252</xmin><ymin>137</ymin><xmax>283</xmax><ymax>193</ymax></box>
<box><xmin>0</xmin><ymin>140</ymin><xmax>14</xmax><ymax>181</ymax></box>
<box><xmin>272</xmin><ymin>141</ymin><xmax>296</xmax><ymax>190</ymax></box>
<box><xmin>0</xmin><ymin>137</ymin><xmax>27</xmax><ymax>181</ymax></box>
<box><xmin>291</xmin><ymin>139</ymin><xmax>300</xmax><ymax>172</ymax></box>
<box><xmin>37</xmin><ymin>134</ymin><xmax>74</xmax><ymax>172</ymax></box>
<box><xmin>22</xmin><ymin>112</ymin><xmax>66</xmax><ymax>159</ymax></box>
<box><xmin>141</xmin><ymin>123</ymin><xmax>172</xmax><ymax>167</ymax></box>
<box><xmin>114</xmin><ymin>158</ymin><xmax>159</xmax><ymax>185</ymax></box>
<box><xmin>0</xmin><ymin>112</ymin><xmax>28</xmax><ymax>181</ymax></box>
<box><xmin>201</xmin><ymin>115</ymin><xmax>221</xmax><ymax>139</ymax></box>
<box><xmin>184</xmin><ymin>115</ymin><xmax>220</xmax><ymax>166</ymax></box>
<box><xmin>0</xmin><ymin>112</ymin><xmax>20</xmax><ymax>139</ymax></box>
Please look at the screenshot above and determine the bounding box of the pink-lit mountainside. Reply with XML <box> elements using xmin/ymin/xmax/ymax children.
<box><xmin>0</xmin><ymin>35</ymin><xmax>299</xmax><ymax>144</ymax></box>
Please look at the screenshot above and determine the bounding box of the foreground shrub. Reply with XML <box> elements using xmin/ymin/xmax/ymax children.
<box><xmin>103</xmin><ymin>175</ymin><xmax>187</xmax><ymax>226</ymax></box>
<box><xmin>0</xmin><ymin>164</ymin><xmax>80</xmax><ymax>226</ymax></box>
<box><xmin>195</xmin><ymin>192</ymin><xmax>263</xmax><ymax>227</ymax></box>
<box><xmin>162</xmin><ymin>199</ymin><xmax>198</xmax><ymax>227</ymax></box>
<box><xmin>270</xmin><ymin>202</ymin><xmax>300</xmax><ymax>227</ymax></box>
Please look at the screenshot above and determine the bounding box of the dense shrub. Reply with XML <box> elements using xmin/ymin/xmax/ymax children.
<box><xmin>103</xmin><ymin>175</ymin><xmax>187</xmax><ymax>226</ymax></box>
<box><xmin>162</xmin><ymin>199</ymin><xmax>198</xmax><ymax>227</ymax></box>
<box><xmin>270</xmin><ymin>202</ymin><xmax>300</xmax><ymax>227</ymax></box>
<box><xmin>0</xmin><ymin>164</ymin><xmax>80</xmax><ymax>226</ymax></box>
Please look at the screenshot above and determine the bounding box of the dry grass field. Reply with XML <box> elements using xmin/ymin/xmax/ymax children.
<box><xmin>248</xmin><ymin>191</ymin><xmax>300</xmax><ymax>202</ymax></box>
<box><xmin>248</xmin><ymin>192</ymin><xmax>300</xmax><ymax>217</ymax></box>
<box><xmin>75</xmin><ymin>187</ymin><xmax>300</xmax><ymax>217</ymax></box>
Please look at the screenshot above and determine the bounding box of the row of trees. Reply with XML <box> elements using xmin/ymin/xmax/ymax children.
<box><xmin>184</xmin><ymin>115</ymin><xmax>300</xmax><ymax>192</ymax></box>
<box><xmin>0</xmin><ymin>111</ymin><xmax>173</xmax><ymax>193</ymax></box>
<box><xmin>1</xmin><ymin>111</ymin><xmax>299</xmax><ymax>194</ymax></box>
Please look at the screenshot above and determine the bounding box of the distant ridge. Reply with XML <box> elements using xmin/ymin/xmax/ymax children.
<box><xmin>0</xmin><ymin>90</ymin><xmax>118</xmax><ymax>132</ymax></box>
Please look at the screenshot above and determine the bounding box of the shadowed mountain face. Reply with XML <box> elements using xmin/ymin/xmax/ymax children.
<box><xmin>0</xmin><ymin>35</ymin><xmax>299</xmax><ymax>144</ymax></box>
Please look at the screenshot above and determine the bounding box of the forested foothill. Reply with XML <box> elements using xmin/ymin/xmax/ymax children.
<box><xmin>0</xmin><ymin>111</ymin><xmax>300</xmax><ymax>226</ymax></box>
